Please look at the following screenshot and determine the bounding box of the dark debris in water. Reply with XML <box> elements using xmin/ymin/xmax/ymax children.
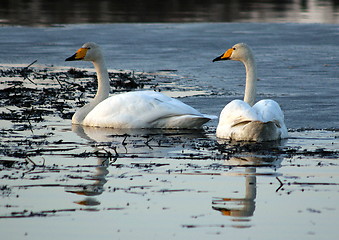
<box><xmin>0</xmin><ymin>62</ymin><xmax>338</xmax><ymax>221</ymax></box>
<box><xmin>0</xmin><ymin>64</ymin><xmax>163</xmax><ymax>163</ymax></box>
<box><xmin>0</xmin><ymin>206</ymin><xmax>125</xmax><ymax>219</ymax></box>
<box><xmin>0</xmin><ymin>64</ymin><xmax>338</xmax><ymax>220</ymax></box>
<box><xmin>0</xmin><ymin>64</ymin><xmax>158</xmax><ymax>122</ymax></box>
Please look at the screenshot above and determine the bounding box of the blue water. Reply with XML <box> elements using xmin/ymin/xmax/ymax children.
<box><xmin>1</xmin><ymin>23</ymin><xmax>338</xmax><ymax>129</ymax></box>
<box><xmin>0</xmin><ymin>0</ymin><xmax>338</xmax><ymax>25</ymax></box>
<box><xmin>0</xmin><ymin>22</ymin><xmax>338</xmax><ymax>240</ymax></box>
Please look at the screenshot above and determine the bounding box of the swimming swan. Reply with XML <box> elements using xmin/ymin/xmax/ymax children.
<box><xmin>213</xmin><ymin>43</ymin><xmax>288</xmax><ymax>142</ymax></box>
<box><xmin>66</xmin><ymin>42</ymin><xmax>215</xmax><ymax>129</ymax></box>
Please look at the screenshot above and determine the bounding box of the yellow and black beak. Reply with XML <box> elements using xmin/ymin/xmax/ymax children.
<box><xmin>65</xmin><ymin>47</ymin><xmax>88</xmax><ymax>61</ymax></box>
<box><xmin>212</xmin><ymin>47</ymin><xmax>233</xmax><ymax>62</ymax></box>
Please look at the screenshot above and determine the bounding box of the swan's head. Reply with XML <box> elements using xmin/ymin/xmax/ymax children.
<box><xmin>213</xmin><ymin>43</ymin><xmax>253</xmax><ymax>63</ymax></box>
<box><xmin>65</xmin><ymin>42</ymin><xmax>103</xmax><ymax>62</ymax></box>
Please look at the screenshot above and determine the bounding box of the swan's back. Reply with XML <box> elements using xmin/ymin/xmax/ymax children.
<box><xmin>82</xmin><ymin>91</ymin><xmax>213</xmax><ymax>129</ymax></box>
<box><xmin>216</xmin><ymin>99</ymin><xmax>288</xmax><ymax>141</ymax></box>
<box><xmin>253</xmin><ymin>99</ymin><xmax>288</xmax><ymax>139</ymax></box>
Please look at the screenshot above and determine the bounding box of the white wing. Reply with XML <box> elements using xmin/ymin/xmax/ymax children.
<box><xmin>216</xmin><ymin>100</ymin><xmax>260</xmax><ymax>139</ymax></box>
<box><xmin>217</xmin><ymin>100</ymin><xmax>260</xmax><ymax>127</ymax></box>
<box><xmin>216</xmin><ymin>99</ymin><xmax>288</xmax><ymax>141</ymax></box>
<box><xmin>83</xmin><ymin>91</ymin><xmax>214</xmax><ymax>128</ymax></box>
<box><xmin>253</xmin><ymin>99</ymin><xmax>288</xmax><ymax>138</ymax></box>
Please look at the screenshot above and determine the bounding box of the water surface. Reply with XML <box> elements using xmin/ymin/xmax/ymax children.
<box><xmin>0</xmin><ymin>22</ymin><xmax>338</xmax><ymax>240</ymax></box>
<box><xmin>0</xmin><ymin>0</ymin><xmax>338</xmax><ymax>25</ymax></box>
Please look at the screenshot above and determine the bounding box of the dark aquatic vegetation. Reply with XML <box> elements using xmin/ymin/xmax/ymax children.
<box><xmin>0</xmin><ymin>64</ymin><xmax>158</xmax><ymax>122</ymax></box>
<box><xmin>0</xmin><ymin>49</ymin><xmax>338</xmax><ymax>239</ymax></box>
<box><xmin>1</xmin><ymin>64</ymin><xmax>338</xmax><ymax>168</ymax></box>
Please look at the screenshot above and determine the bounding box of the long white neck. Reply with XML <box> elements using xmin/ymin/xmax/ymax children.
<box><xmin>72</xmin><ymin>57</ymin><xmax>110</xmax><ymax>124</ymax></box>
<box><xmin>93</xmin><ymin>59</ymin><xmax>110</xmax><ymax>103</ymax></box>
<box><xmin>242</xmin><ymin>54</ymin><xmax>257</xmax><ymax>106</ymax></box>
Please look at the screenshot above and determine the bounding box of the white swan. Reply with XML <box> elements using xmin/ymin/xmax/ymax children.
<box><xmin>65</xmin><ymin>42</ymin><xmax>215</xmax><ymax>129</ymax></box>
<box><xmin>213</xmin><ymin>43</ymin><xmax>288</xmax><ymax>142</ymax></box>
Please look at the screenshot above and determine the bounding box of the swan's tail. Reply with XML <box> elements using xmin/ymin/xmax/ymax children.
<box><xmin>238</xmin><ymin>121</ymin><xmax>282</xmax><ymax>142</ymax></box>
<box><xmin>218</xmin><ymin>120</ymin><xmax>285</xmax><ymax>142</ymax></box>
<box><xmin>203</xmin><ymin>114</ymin><xmax>218</xmax><ymax>120</ymax></box>
<box><xmin>150</xmin><ymin>114</ymin><xmax>217</xmax><ymax>129</ymax></box>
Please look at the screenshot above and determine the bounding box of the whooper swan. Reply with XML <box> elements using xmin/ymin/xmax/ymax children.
<box><xmin>213</xmin><ymin>43</ymin><xmax>288</xmax><ymax>142</ymax></box>
<box><xmin>66</xmin><ymin>42</ymin><xmax>215</xmax><ymax>129</ymax></box>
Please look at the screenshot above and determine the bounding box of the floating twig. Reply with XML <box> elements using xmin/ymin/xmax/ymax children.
<box><xmin>54</xmin><ymin>75</ymin><xmax>63</xmax><ymax>88</ymax></box>
<box><xmin>24</xmin><ymin>60</ymin><xmax>38</xmax><ymax>69</ymax></box>
<box><xmin>122</xmin><ymin>134</ymin><xmax>129</xmax><ymax>146</ymax></box>
<box><xmin>25</xmin><ymin>156</ymin><xmax>37</xmax><ymax>167</ymax></box>
<box><xmin>144</xmin><ymin>137</ymin><xmax>153</xmax><ymax>150</ymax></box>
<box><xmin>21</xmin><ymin>60</ymin><xmax>38</xmax><ymax>85</ymax></box>
<box><xmin>276</xmin><ymin>177</ymin><xmax>284</xmax><ymax>192</ymax></box>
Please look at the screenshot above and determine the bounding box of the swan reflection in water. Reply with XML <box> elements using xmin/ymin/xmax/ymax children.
<box><xmin>65</xmin><ymin>126</ymin><xmax>110</xmax><ymax>206</ymax></box>
<box><xmin>212</xmin><ymin>140</ymin><xmax>286</xmax><ymax>227</ymax></box>
<box><xmin>68</xmin><ymin>124</ymin><xmax>207</xmax><ymax>206</ymax></box>
<box><xmin>72</xmin><ymin>124</ymin><xmax>208</xmax><ymax>156</ymax></box>
<box><xmin>72</xmin><ymin>124</ymin><xmax>208</xmax><ymax>142</ymax></box>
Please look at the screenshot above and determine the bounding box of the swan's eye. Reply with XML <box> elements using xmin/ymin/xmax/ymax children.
<box><xmin>233</xmin><ymin>47</ymin><xmax>236</xmax><ymax>50</ymax></box>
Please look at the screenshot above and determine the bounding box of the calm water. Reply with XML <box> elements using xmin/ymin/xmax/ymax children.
<box><xmin>0</xmin><ymin>0</ymin><xmax>338</xmax><ymax>25</ymax></box>
<box><xmin>0</xmin><ymin>2</ymin><xmax>339</xmax><ymax>240</ymax></box>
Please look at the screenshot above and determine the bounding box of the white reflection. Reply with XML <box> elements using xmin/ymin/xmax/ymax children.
<box><xmin>213</xmin><ymin>168</ymin><xmax>257</xmax><ymax>218</ymax></box>
<box><xmin>72</xmin><ymin>124</ymin><xmax>207</xmax><ymax>155</ymax></box>
<box><xmin>69</xmin><ymin>124</ymin><xmax>208</xmax><ymax>205</ymax></box>
<box><xmin>64</xmin><ymin>150</ymin><xmax>109</xmax><ymax>206</ymax></box>
<box><xmin>72</xmin><ymin>124</ymin><xmax>207</xmax><ymax>142</ymax></box>
<box><xmin>212</xmin><ymin>140</ymin><xmax>286</xmax><ymax>227</ymax></box>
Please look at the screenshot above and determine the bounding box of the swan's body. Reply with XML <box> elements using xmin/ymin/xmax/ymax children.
<box><xmin>66</xmin><ymin>42</ymin><xmax>215</xmax><ymax>129</ymax></box>
<box><xmin>213</xmin><ymin>43</ymin><xmax>288</xmax><ymax>142</ymax></box>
